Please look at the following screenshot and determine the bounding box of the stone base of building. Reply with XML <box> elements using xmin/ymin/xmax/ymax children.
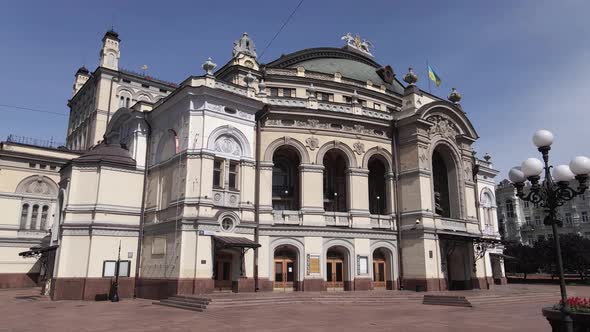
<box><xmin>0</xmin><ymin>273</ymin><xmax>40</xmax><ymax>289</ymax></box>
<box><xmin>50</xmin><ymin>277</ymin><xmax>135</xmax><ymax>301</ymax></box>
<box><xmin>471</xmin><ymin>277</ymin><xmax>494</xmax><ymax>289</ymax></box>
<box><xmin>494</xmin><ymin>277</ymin><xmax>508</xmax><ymax>285</ymax></box>
<box><xmin>353</xmin><ymin>278</ymin><xmax>371</xmax><ymax>291</ymax></box>
<box><xmin>302</xmin><ymin>279</ymin><xmax>325</xmax><ymax>291</ymax></box>
<box><xmin>370</xmin><ymin>280</ymin><xmax>396</xmax><ymax>290</ymax></box>
<box><xmin>403</xmin><ymin>278</ymin><xmax>447</xmax><ymax>291</ymax></box>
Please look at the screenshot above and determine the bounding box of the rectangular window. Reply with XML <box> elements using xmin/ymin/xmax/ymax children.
<box><xmin>213</xmin><ymin>159</ymin><xmax>223</xmax><ymax>188</ymax></box>
<box><xmin>344</xmin><ymin>96</ymin><xmax>353</xmax><ymax>104</ymax></box>
<box><xmin>29</xmin><ymin>163</ymin><xmax>36</xmax><ymax>168</ymax></box>
<box><xmin>50</xmin><ymin>165</ymin><xmax>57</xmax><ymax>170</ymax></box>
<box><xmin>582</xmin><ymin>211</ymin><xmax>588</xmax><ymax>222</ymax></box>
<box><xmin>141</xmin><ymin>84</ymin><xmax>150</xmax><ymax>89</ymax></box>
<box><xmin>565</xmin><ymin>213</ymin><xmax>572</xmax><ymax>223</ymax></box>
<box><xmin>525</xmin><ymin>216</ymin><xmax>531</xmax><ymax>225</ymax></box>
<box><xmin>523</xmin><ymin>200</ymin><xmax>529</xmax><ymax>208</ymax></box>
<box><xmin>282</xmin><ymin>88</ymin><xmax>295</xmax><ymax>97</ymax></box>
<box><xmin>159</xmin><ymin>88</ymin><xmax>168</xmax><ymax>93</ymax></box>
<box><xmin>535</xmin><ymin>216</ymin><xmax>541</xmax><ymax>225</ymax></box>
<box><xmin>228</xmin><ymin>162</ymin><xmax>239</xmax><ymax>190</ymax></box>
<box><xmin>270</xmin><ymin>87</ymin><xmax>279</xmax><ymax>97</ymax></box>
<box><xmin>123</xmin><ymin>79</ymin><xmax>131</xmax><ymax>83</ymax></box>
<box><xmin>317</xmin><ymin>92</ymin><xmax>334</xmax><ymax>102</ymax></box>
<box><xmin>102</xmin><ymin>260</ymin><xmax>131</xmax><ymax>277</ymax></box>
<box><xmin>40</xmin><ymin>164</ymin><xmax>47</xmax><ymax>169</ymax></box>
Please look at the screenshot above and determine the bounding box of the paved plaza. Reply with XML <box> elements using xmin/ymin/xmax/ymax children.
<box><xmin>2</xmin><ymin>284</ymin><xmax>589</xmax><ymax>332</ymax></box>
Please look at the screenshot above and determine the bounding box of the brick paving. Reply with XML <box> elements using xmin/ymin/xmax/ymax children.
<box><xmin>1</xmin><ymin>285</ymin><xmax>589</xmax><ymax>332</ymax></box>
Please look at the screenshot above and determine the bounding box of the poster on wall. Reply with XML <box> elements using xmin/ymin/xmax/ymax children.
<box><xmin>307</xmin><ymin>254</ymin><xmax>320</xmax><ymax>275</ymax></box>
<box><xmin>357</xmin><ymin>255</ymin><xmax>368</xmax><ymax>275</ymax></box>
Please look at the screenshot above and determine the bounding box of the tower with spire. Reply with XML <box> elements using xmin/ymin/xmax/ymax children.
<box><xmin>99</xmin><ymin>29</ymin><xmax>121</xmax><ymax>70</ymax></box>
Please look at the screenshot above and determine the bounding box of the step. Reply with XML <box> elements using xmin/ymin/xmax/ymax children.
<box><xmin>167</xmin><ymin>296</ymin><xmax>211</xmax><ymax>305</ymax></box>
<box><xmin>422</xmin><ymin>295</ymin><xmax>472</xmax><ymax>307</ymax></box>
<box><xmin>160</xmin><ymin>299</ymin><xmax>208</xmax><ymax>309</ymax></box>
<box><xmin>153</xmin><ymin>301</ymin><xmax>204</xmax><ymax>312</ymax></box>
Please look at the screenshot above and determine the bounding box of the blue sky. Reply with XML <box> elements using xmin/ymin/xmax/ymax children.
<box><xmin>1</xmin><ymin>0</ymin><xmax>588</xmax><ymax>179</ymax></box>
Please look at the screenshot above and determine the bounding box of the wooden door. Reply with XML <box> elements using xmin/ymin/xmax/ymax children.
<box><xmin>373</xmin><ymin>260</ymin><xmax>386</xmax><ymax>288</ymax></box>
<box><xmin>214</xmin><ymin>256</ymin><xmax>232</xmax><ymax>290</ymax></box>
<box><xmin>326</xmin><ymin>258</ymin><xmax>344</xmax><ymax>289</ymax></box>
<box><xmin>274</xmin><ymin>258</ymin><xmax>295</xmax><ymax>290</ymax></box>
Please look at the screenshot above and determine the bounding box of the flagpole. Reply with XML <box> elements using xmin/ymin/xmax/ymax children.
<box><xmin>427</xmin><ymin>60</ymin><xmax>431</xmax><ymax>94</ymax></box>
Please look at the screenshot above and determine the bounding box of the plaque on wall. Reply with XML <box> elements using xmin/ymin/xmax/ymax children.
<box><xmin>307</xmin><ymin>254</ymin><xmax>321</xmax><ymax>275</ymax></box>
<box><xmin>357</xmin><ymin>255</ymin><xmax>368</xmax><ymax>275</ymax></box>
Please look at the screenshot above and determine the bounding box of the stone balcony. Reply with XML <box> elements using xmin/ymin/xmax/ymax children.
<box><xmin>212</xmin><ymin>188</ymin><xmax>240</xmax><ymax>208</ymax></box>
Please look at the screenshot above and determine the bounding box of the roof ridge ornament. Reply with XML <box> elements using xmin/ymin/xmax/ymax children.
<box><xmin>341</xmin><ymin>33</ymin><xmax>374</xmax><ymax>57</ymax></box>
<box><xmin>233</xmin><ymin>32</ymin><xmax>257</xmax><ymax>59</ymax></box>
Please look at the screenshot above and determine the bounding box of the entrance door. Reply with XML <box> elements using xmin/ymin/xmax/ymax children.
<box><xmin>214</xmin><ymin>255</ymin><xmax>232</xmax><ymax>290</ymax></box>
<box><xmin>274</xmin><ymin>258</ymin><xmax>295</xmax><ymax>290</ymax></box>
<box><xmin>373</xmin><ymin>259</ymin><xmax>386</xmax><ymax>288</ymax></box>
<box><xmin>326</xmin><ymin>258</ymin><xmax>344</xmax><ymax>289</ymax></box>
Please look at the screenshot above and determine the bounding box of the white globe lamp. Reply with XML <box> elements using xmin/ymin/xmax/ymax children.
<box><xmin>521</xmin><ymin>158</ymin><xmax>544</xmax><ymax>178</ymax></box>
<box><xmin>508</xmin><ymin>167</ymin><xmax>526</xmax><ymax>183</ymax></box>
<box><xmin>532</xmin><ymin>129</ymin><xmax>554</xmax><ymax>148</ymax></box>
<box><xmin>569</xmin><ymin>156</ymin><xmax>590</xmax><ymax>175</ymax></box>
<box><xmin>553</xmin><ymin>165</ymin><xmax>575</xmax><ymax>183</ymax></box>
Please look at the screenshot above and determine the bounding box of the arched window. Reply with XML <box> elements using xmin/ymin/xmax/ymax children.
<box><xmin>40</xmin><ymin>205</ymin><xmax>49</xmax><ymax>230</ymax></box>
<box><xmin>30</xmin><ymin>205</ymin><xmax>39</xmax><ymax>230</ymax></box>
<box><xmin>20</xmin><ymin>204</ymin><xmax>29</xmax><ymax>229</ymax></box>
<box><xmin>272</xmin><ymin>146</ymin><xmax>301</xmax><ymax>210</ymax></box>
<box><xmin>323</xmin><ymin>149</ymin><xmax>348</xmax><ymax>212</ymax></box>
<box><xmin>431</xmin><ymin>145</ymin><xmax>460</xmax><ymax>219</ymax></box>
<box><xmin>432</xmin><ymin>150</ymin><xmax>451</xmax><ymax>218</ymax></box>
<box><xmin>119</xmin><ymin>96</ymin><xmax>125</xmax><ymax>108</ymax></box>
<box><xmin>368</xmin><ymin>156</ymin><xmax>387</xmax><ymax>214</ymax></box>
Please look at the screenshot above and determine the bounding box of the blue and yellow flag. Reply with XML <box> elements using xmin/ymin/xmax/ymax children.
<box><xmin>428</xmin><ymin>64</ymin><xmax>442</xmax><ymax>87</ymax></box>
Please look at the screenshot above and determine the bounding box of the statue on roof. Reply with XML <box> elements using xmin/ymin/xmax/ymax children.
<box><xmin>233</xmin><ymin>32</ymin><xmax>257</xmax><ymax>58</ymax></box>
<box><xmin>341</xmin><ymin>33</ymin><xmax>374</xmax><ymax>57</ymax></box>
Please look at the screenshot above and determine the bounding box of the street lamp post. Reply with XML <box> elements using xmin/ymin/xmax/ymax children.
<box><xmin>508</xmin><ymin>130</ymin><xmax>590</xmax><ymax>332</ymax></box>
<box><xmin>111</xmin><ymin>241</ymin><xmax>122</xmax><ymax>302</ymax></box>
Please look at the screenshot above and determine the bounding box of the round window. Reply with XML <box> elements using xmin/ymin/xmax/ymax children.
<box><xmin>221</xmin><ymin>218</ymin><xmax>234</xmax><ymax>231</ymax></box>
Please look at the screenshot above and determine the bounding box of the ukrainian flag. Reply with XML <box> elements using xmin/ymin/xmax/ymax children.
<box><xmin>428</xmin><ymin>64</ymin><xmax>442</xmax><ymax>87</ymax></box>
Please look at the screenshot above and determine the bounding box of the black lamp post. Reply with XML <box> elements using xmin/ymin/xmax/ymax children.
<box><xmin>508</xmin><ymin>129</ymin><xmax>590</xmax><ymax>332</ymax></box>
<box><xmin>111</xmin><ymin>241</ymin><xmax>121</xmax><ymax>302</ymax></box>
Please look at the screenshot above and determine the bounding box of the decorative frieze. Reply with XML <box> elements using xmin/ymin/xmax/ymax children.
<box><xmin>427</xmin><ymin>114</ymin><xmax>459</xmax><ymax>141</ymax></box>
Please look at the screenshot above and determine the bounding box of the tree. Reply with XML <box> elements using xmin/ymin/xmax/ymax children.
<box><xmin>536</xmin><ymin>234</ymin><xmax>590</xmax><ymax>280</ymax></box>
<box><xmin>504</xmin><ymin>243</ymin><xmax>541</xmax><ymax>279</ymax></box>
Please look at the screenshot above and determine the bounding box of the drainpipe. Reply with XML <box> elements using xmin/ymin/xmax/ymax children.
<box><xmin>391</xmin><ymin>119</ymin><xmax>404</xmax><ymax>290</ymax></box>
<box><xmin>133</xmin><ymin>113</ymin><xmax>152</xmax><ymax>298</ymax></box>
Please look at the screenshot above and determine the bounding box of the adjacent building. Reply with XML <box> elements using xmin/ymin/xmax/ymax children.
<box><xmin>1</xmin><ymin>30</ymin><xmax>506</xmax><ymax>299</ymax></box>
<box><xmin>496</xmin><ymin>179</ymin><xmax>590</xmax><ymax>245</ymax></box>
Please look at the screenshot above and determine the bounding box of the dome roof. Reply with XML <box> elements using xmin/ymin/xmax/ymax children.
<box><xmin>76</xmin><ymin>66</ymin><xmax>90</xmax><ymax>76</ymax></box>
<box><xmin>266</xmin><ymin>47</ymin><xmax>404</xmax><ymax>94</ymax></box>
<box><xmin>73</xmin><ymin>142</ymin><xmax>136</xmax><ymax>168</ymax></box>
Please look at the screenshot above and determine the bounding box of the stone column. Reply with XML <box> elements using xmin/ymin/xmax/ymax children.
<box><xmin>347</xmin><ymin>168</ymin><xmax>370</xmax><ymax>228</ymax></box>
<box><xmin>258</xmin><ymin>161</ymin><xmax>274</xmax><ymax>224</ymax></box>
<box><xmin>299</xmin><ymin>164</ymin><xmax>325</xmax><ymax>226</ymax></box>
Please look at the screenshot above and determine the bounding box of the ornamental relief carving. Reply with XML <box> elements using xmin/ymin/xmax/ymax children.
<box><xmin>214</xmin><ymin>135</ymin><xmax>242</xmax><ymax>156</ymax></box>
<box><xmin>427</xmin><ymin>115</ymin><xmax>459</xmax><ymax>141</ymax></box>
<box><xmin>353</xmin><ymin>142</ymin><xmax>365</xmax><ymax>155</ymax></box>
<box><xmin>265</xmin><ymin>118</ymin><xmax>387</xmax><ymax>139</ymax></box>
<box><xmin>305</xmin><ymin>137</ymin><xmax>319</xmax><ymax>150</ymax></box>
<box><xmin>25</xmin><ymin>180</ymin><xmax>52</xmax><ymax>195</ymax></box>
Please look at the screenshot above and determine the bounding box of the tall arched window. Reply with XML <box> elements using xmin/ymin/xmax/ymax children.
<box><xmin>432</xmin><ymin>150</ymin><xmax>451</xmax><ymax>218</ymax></box>
<box><xmin>40</xmin><ymin>206</ymin><xmax>49</xmax><ymax>230</ymax></box>
<box><xmin>323</xmin><ymin>149</ymin><xmax>348</xmax><ymax>212</ymax></box>
<box><xmin>431</xmin><ymin>145</ymin><xmax>460</xmax><ymax>219</ymax></box>
<box><xmin>272</xmin><ymin>146</ymin><xmax>301</xmax><ymax>210</ymax></box>
<box><xmin>20</xmin><ymin>204</ymin><xmax>29</xmax><ymax>229</ymax></box>
<box><xmin>30</xmin><ymin>205</ymin><xmax>39</xmax><ymax>230</ymax></box>
<box><xmin>368</xmin><ymin>156</ymin><xmax>387</xmax><ymax>214</ymax></box>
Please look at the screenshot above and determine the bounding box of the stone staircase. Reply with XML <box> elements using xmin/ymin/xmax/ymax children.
<box><xmin>422</xmin><ymin>295</ymin><xmax>472</xmax><ymax>307</ymax></box>
<box><xmin>154</xmin><ymin>291</ymin><xmax>424</xmax><ymax>312</ymax></box>
<box><xmin>153</xmin><ymin>295</ymin><xmax>211</xmax><ymax>312</ymax></box>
